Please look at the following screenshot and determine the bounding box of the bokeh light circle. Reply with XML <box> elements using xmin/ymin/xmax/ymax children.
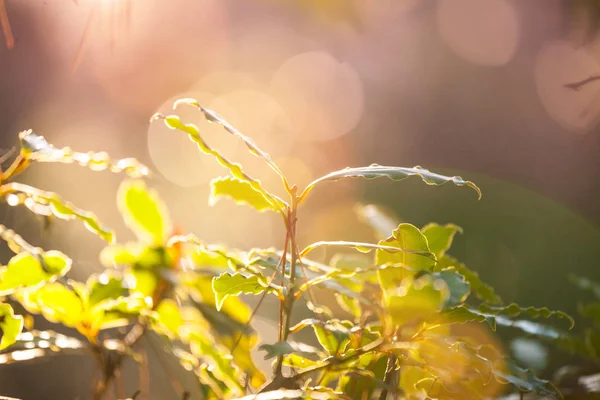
<box><xmin>436</xmin><ymin>0</ymin><xmax>520</xmax><ymax>66</ymax></box>
<box><xmin>269</xmin><ymin>51</ymin><xmax>365</xmax><ymax>142</ymax></box>
<box><xmin>535</xmin><ymin>41</ymin><xmax>600</xmax><ymax>132</ymax></box>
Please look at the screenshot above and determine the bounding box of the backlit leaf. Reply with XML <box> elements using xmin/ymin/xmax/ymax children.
<box><xmin>376</xmin><ymin>223</ymin><xmax>434</xmax><ymax>292</ymax></box>
<box><xmin>436</xmin><ymin>255</ymin><xmax>502</xmax><ymax>305</ymax></box>
<box><xmin>19</xmin><ymin>129</ymin><xmax>150</xmax><ymax>178</ymax></box>
<box><xmin>117</xmin><ymin>180</ymin><xmax>172</xmax><ymax>245</ymax></box>
<box><xmin>421</xmin><ymin>223</ymin><xmax>462</xmax><ymax>259</ymax></box>
<box><xmin>0</xmin><ymin>183</ymin><xmax>114</xmax><ymax>242</ymax></box>
<box><xmin>433</xmin><ymin>268</ymin><xmax>470</xmax><ymax>307</ymax></box>
<box><xmin>259</xmin><ymin>341</ymin><xmax>322</xmax><ymax>360</ymax></box>
<box><xmin>209</xmin><ymin>176</ymin><xmax>278</xmax><ymax>213</ymax></box>
<box><xmin>212</xmin><ymin>272</ymin><xmax>272</xmax><ymax>311</ymax></box>
<box><xmin>494</xmin><ymin>359</ymin><xmax>562</xmax><ymax>398</ymax></box>
<box><xmin>385</xmin><ymin>275</ymin><xmax>449</xmax><ymax>328</ymax></box>
<box><xmin>300</xmin><ymin>240</ymin><xmax>433</xmax><ymax>259</ymax></box>
<box><xmin>154</xmin><ymin>113</ymin><xmax>287</xmax><ymax>213</ymax></box>
<box><xmin>0</xmin><ymin>303</ymin><xmax>23</xmax><ymax>350</ymax></box>
<box><xmin>173</xmin><ymin>98</ymin><xmax>290</xmax><ymax>194</ymax></box>
<box><xmin>0</xmin><ymin>251</ymin><xmax>71</xmax><ymax>296</ymax></box>
<box><xmin>300</xmin><ymin>164</ymin><xmax>481</xmax><ymax>202</ymax></box>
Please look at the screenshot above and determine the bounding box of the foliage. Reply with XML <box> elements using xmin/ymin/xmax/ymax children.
<box><xmin>0</xmin><ymin>104</ymin><xmax>578</xmax><ymax>400</ymax></box>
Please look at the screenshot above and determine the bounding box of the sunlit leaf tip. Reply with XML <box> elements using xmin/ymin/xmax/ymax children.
<box><xmin>18</xmin><ymin>130</ymin><xmax>150</xmax><ymax>178</ymax></box>
<box><xmin>209</xmin><ymin>176</ymin><xmax>279</xmax><ymax>213</ymax></box>
<box><xmin>302</xmin><ymin>164</ymin><xmax>482</xmax><ymax>201</ymax></box>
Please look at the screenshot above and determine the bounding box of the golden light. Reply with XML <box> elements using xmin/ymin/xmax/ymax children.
<box><xmin>436</xmin><ymin>0</ymin><xmax>520</xmax><ymax>66</ymax></box>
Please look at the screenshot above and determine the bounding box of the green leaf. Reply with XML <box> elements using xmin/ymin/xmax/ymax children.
<box><xmin>433</xmin><ymin>304</ymin><xmax>573</xmax><ymax>335</ymax></box>
<box><xmin>154</xmin><ymin>113</ymin><xmax>287</xmax><ymax>213</ymax></box>
<box><xmin>19</xmin><ymin>283</ymin><xmax>84</xmax><ymax>328</ymax></box>
<box><xmin>376</xmin><ymin>223</ymin><xmax>434</xmax><ymax>292</ymax></box>
<box><xmin>19</xmin><ymin>130</ymin><xmax>150</xmax><ymax>178</ymax></box>
<box><xmin>153</xmin><ymin>299</ymin><xmax>184</xmax><ymax>338</ymax></box>
<box><xmin>0</xmin><ymin>303</ymin><xmax>23</xmax><ymax>350</ymax></box>
<box><xmin>436</xmin><ymin>255</ymin><xmax>502</xmax><ymax>305</ymax></box>
<box><xmin>479</xmin><ymin>303</ymin><xmax>574</xmax><ymax>329</ymax></box>
<box><xmin>300</xmin><ymin>164</ymin><xmax>482</xmax><ymax>202</ymax></box>
<box><xmin>385</xmin><ymin>275</ymin><xmax>449</xmax><ymax>327</ymax></box>
<box><xmin>300</xmin><ymin>240</ymin><xmax>434</xmax><ymax>259</ymax></box>
<box><xmin>421</xmin><ymin>223</ymin><xmax>462</xmax><ymax>259</ymax></box>
<box><xmin>494</xmin><ymin>359</ymin><xmax>562</xmax><ymax>398</ymax></box>
<box><xmin>258</xmin><ymin>341</ymin><xmax>322</xmax><ymax>360</ymax></box>
<box><xmin>1</xmin><ymin>183</ymin><xmax>114</xmax><ymax>243</ymax></box>
<box><xmin>172</xmin><ymin>98</ymin><xmax>290</xmax><ymax>195</ymax></box>
<box><xmin>209</xmin><ymin>176</ymin><xmax>278</xmax><ymax>213</ymax></box>
<box><xmin>212</xmin><ymin>272</ymin><xmax>271</xmax><ymax>311</ymax></box>
<box><xmin>432</xmin><ymin>268</ymin><xmax>470</xmax><ymax>307</ymax></box>
<box><xmin>86</xmin><ymin>272</ymin><xmax>127</xmax><ymax>308</ymax></box>
<box><xmin>117</xmin><ymin>180</ymin><xmax>172</xmax><ymax>245</ymax></box>
<box><xmin>311</xmin><ymin>320</ymin><xmax>351</xmax><ymax>355</ymax></box>
<box><xmin>0</xmin><ymin>251</ymin><xmax>71</xmax><ymax>296</ymax></box>
<box><xmin>338</xmin><ymin>356</ymin><xmax>388</xmax><ymax>399</ymax></box>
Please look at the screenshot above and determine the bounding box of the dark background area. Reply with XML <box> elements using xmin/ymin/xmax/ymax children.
<box><xmin>0</xmin><ymin>0</ymin><xmax>598</xmax><ymax>398</ymax></box>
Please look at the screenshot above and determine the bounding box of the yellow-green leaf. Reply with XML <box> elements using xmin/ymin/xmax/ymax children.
<box><xmin>0</xmin><ymin>251</ymin><xmax>72</xmax><ymax>296</ymax></box>
<box><xmin>117</xmin><ymin>180</ymin><xmax>172</xmax><ymax>244</ymax></box>
<box><xmin>376</xmin><ymin>223</ymin><xmax>434</xmax><ymax>292</ymax></box>
<box><xmin>0</xmin><ymin>303</ymin><xmax>23</xmax><ymax>350</ymax></box>
<box><xmin>212</xmin><ymin>272</ymin><xmax>271</xmax><ymax>311</ymax></box>
<box><xmin>421</xmin><ymin>223</ymin><xmax>462</xmax><ymax>259</ymax></box>
<box><xmin>209</xmin><ymin>176</ymin><xmax>278</xmax><ymax>213</ymax></box>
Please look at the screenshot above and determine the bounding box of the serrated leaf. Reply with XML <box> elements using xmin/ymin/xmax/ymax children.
<box><xmin>433</xmin><ymin>304</ymin><xmax>572</xmax><ymax>338</ymax></box>
<box><xmin>0</xmin><ymin>303</ymin><xmax>23</xmax><ymax>350</ymax></box>
<box><xmin>494</xmin><ymin>359</ymin><xmax>562</xmax><ymax>398</ymax></box>
<box><xmin>209</xmin><ymin>176</ymin><xmax>278</xmax><ymax>213</ymax></box>
<box><xmin>173</xmin><ymin>99</ymin><xmax>290</xmax><ymax>194</ymax></box>
<box><xmin>300</xmin><ymin>240</ymin><xmax>434</xmax><ymax>259</ymax></box>
<box><xmin>421</xmin><ymin>223</ymin><xmax>462</xmax><ymax>259</ymax></box>
<box><xmin>154</xmin><ymin>113</ymin><xmax>287</xmax><ymax>212</ymax></box>
<box><xmin>377</xmin><ymin>223</ymin><xmax>434</xmax><ymax>292</ymax></box>
<box><xmin>259</xmin><ymin>341</ymin><xmax>322</xmax><ymax>360</ymax></box>
<box><xmin>0</xmin><ymin>251</ymin><xmax>71</xmax><ymax>296</ymax></box>
<box><xmin>300</xmin><ymin>164</ymin><xmax>481</xmax><ymax>202</ymax></box>
<box><xmin>212</xmin><ymin>272</ymin><xmax>271</xmax><ymax>311</ymax></box>
<box><xmin>436</xmin><ymin>255</ymin><xmax>502</xmax><ymax>305</ymax></box>
<box><xmin>479</xmin><ymin>303</ymin><xmax>574</xmax><ymax>329</ymax></box>
<box><xmin>19</xmin><ymin>130</ymin><xmax>150</xmax><ymax>178</ymax></box>
<box><xmin>1</xmin><ymin>182</ymin><xmax>114</xmax><ymax>242</ymax></box>
<box><xmin>117</xmin><ymin>180</ymin><xmax>172</xmax><ymax>245</ymax></box>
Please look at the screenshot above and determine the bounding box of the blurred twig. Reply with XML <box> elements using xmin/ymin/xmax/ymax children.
<box><xmin>565</xmin><ymin>75</ymin><xmax>600</xmax><ymax>90</ymax></box>
<box><xmin>0</xmin><ymin>0</ymin><xmax>14</xmax><ymax>49</ymax></box>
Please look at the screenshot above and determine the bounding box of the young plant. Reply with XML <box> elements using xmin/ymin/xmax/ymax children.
<box><xmin>143</xmin><ymin>99</ymin><xmax>574</xmax><ymax>399</ymax></box>
<box><xmin>0</xmin><ymin>103</ymin><xmax>575</xmax><ymax>400</ymax></box>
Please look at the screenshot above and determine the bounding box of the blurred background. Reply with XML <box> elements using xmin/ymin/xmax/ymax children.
<box><xmin>0</xmin><ymin>0</ymin><xmax>599</xmax><ymax>398</ymax></box>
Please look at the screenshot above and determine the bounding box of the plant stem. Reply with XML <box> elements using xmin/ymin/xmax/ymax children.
<box><xmin>275</xmin><ymin>191</ymin><xmax>299</xmax><ymax>377</ymax></box>
<box><xmin>378</xmin><ymin>354</ymin><xmax>397</xmax><ymax>400</ymax></box>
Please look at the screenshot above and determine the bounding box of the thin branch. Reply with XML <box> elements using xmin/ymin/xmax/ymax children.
<box><xmin>565</xmin><ymin>75</ymin><xmax>600</xmax><ymax>91</ymax></box>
